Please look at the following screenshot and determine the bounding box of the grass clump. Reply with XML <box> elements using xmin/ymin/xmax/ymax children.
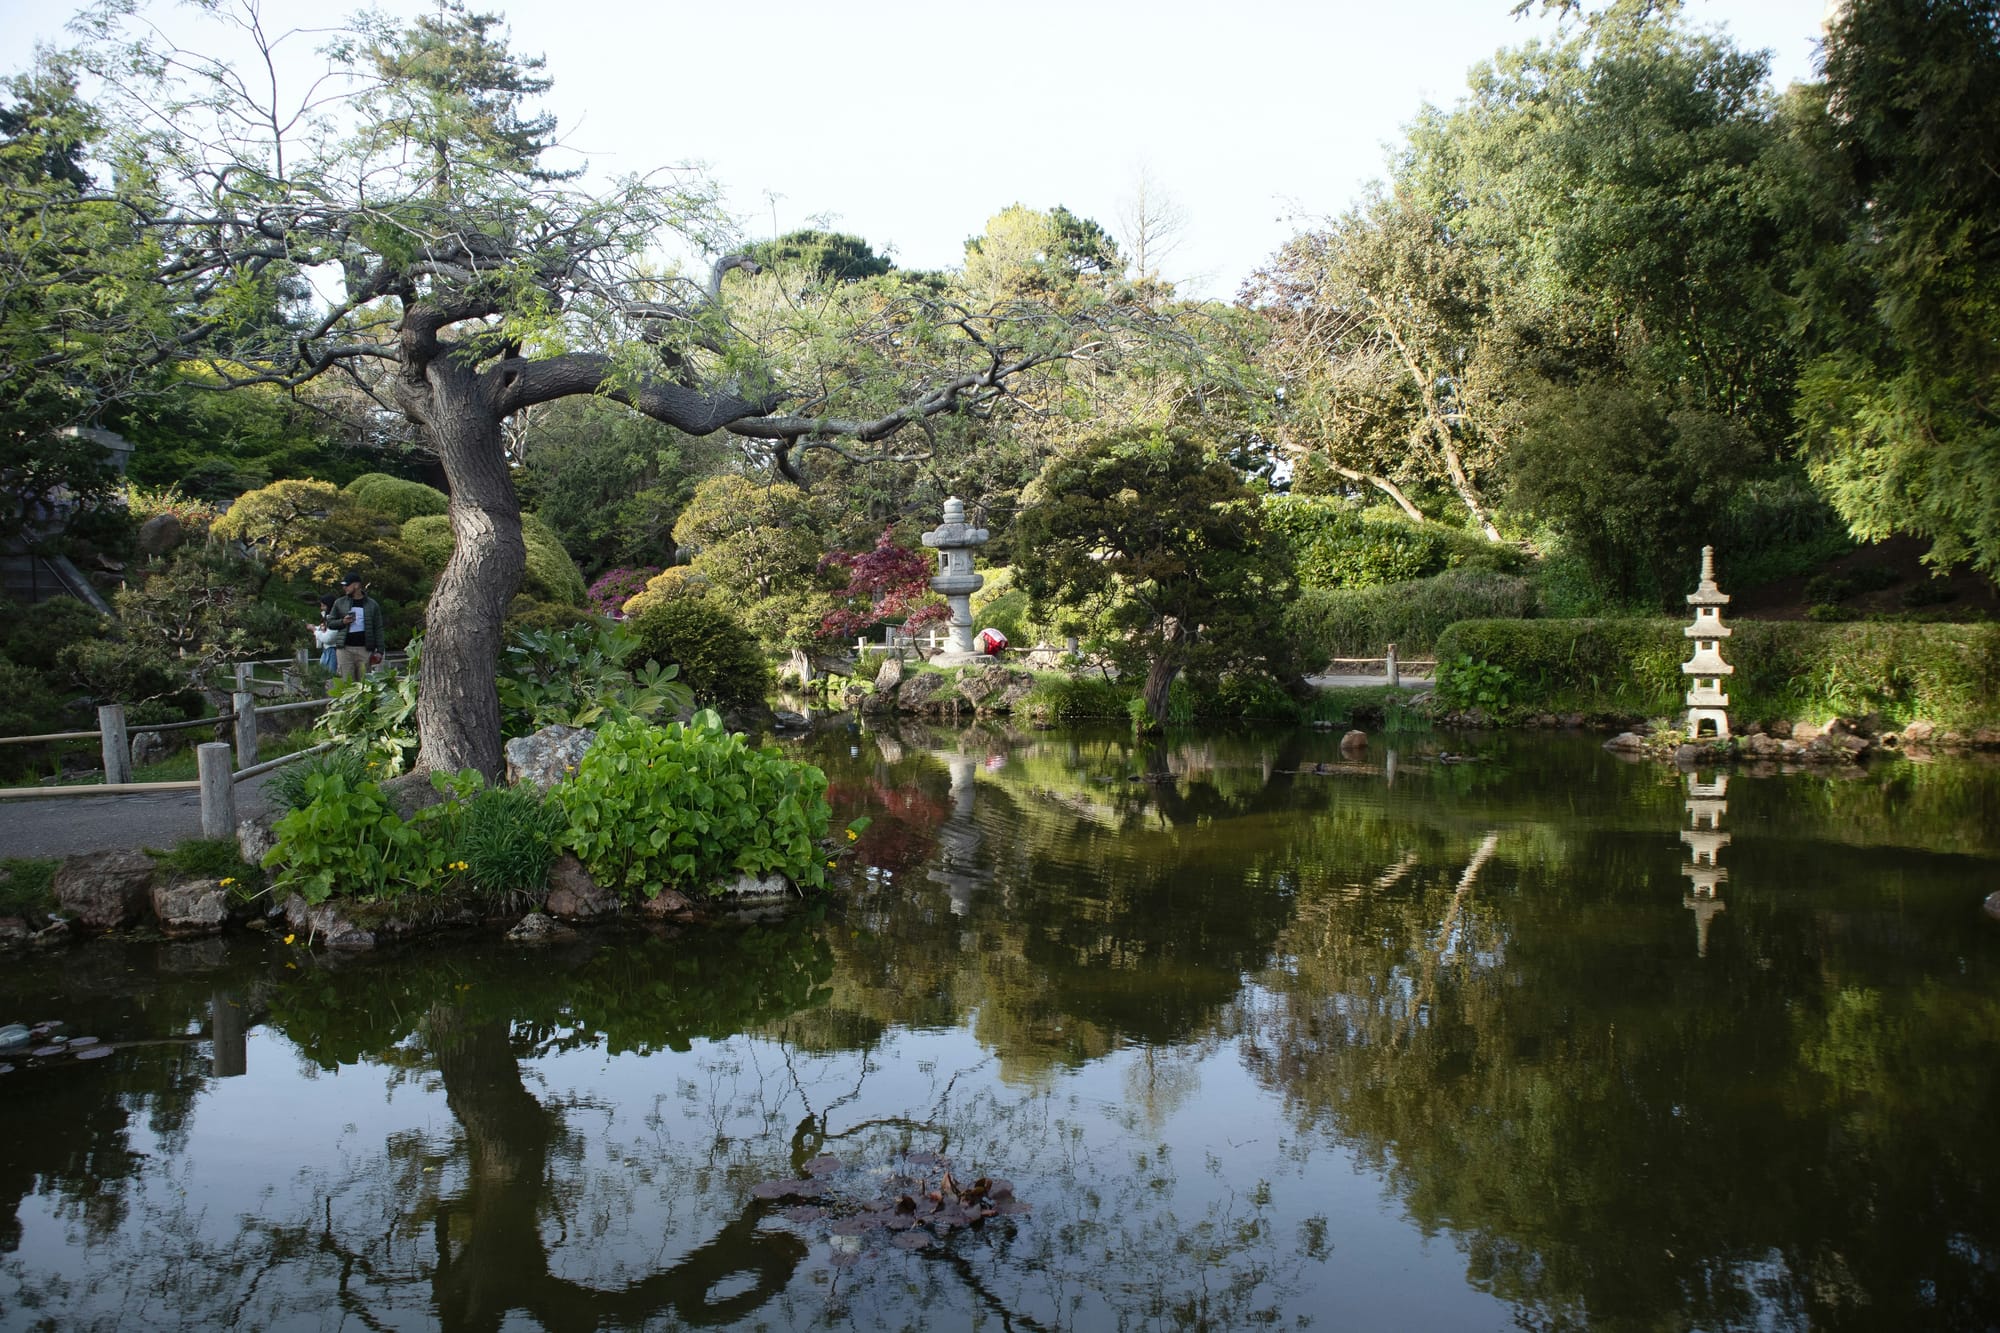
<box><xmin>267</xmin><ymin>745</ymin><xmax>376</xmax><ymax>813</ymax></box>
<box><xmin>1020</xmin><ymin>673</ymin><xmax>1132</xmax><ymax>722</ymax></box>
<box><xmin>459</xmin><ymin>784</ymin><xmax>567</xmax><ymax>903</ymax></box>
<box><xmin>146</xmin><ymin>837</ymin><xmax>267</xmax><ymax>902</ymax></box>
<box><xmin>0</xmin><ymin>858</ymin><xmax>58</xmax><ymax>917</ymax></box>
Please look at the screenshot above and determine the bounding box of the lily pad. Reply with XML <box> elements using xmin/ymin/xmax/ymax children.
<box><xmin>804</xmin><ymin>1154</ymin><xmax>842</xmax><ymax>1177</ymax></box>
<box><xmin>31</xmin><ymin>1046</ymin><xmax>65</xmax><ymax>1058</ymax></box>
<box><xmin>889</xmin><ymin>1231</ymin><xmax>931</xmax><ymax>1250</ymax></box>
<box><xmin>830</xmin><ymin>1216</ymin><xmax>879</xmax><ymax>1237</ymax></box>
<box><xmin>67</xmin><ymin>1036</ymin><xmax>99</xmax><ymax>1048</ymax></box>
<box><xmin>0</xmin><ymin>1064</ymin><xmax>13</xmax><ymax>1075</ymax></box>
<box><xmin>779</xmin><ymin>1205</ymin><xmax>825</xmax><ymax>1224</ymax></box>
<box><xmin>75</xmin><ymin>1047</ymin><xmax>112</xmax><ymax>1061</ymax></box>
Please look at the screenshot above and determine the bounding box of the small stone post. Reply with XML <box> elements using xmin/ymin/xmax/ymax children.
<box><xmin>1385</xmin><ymin>643</ymin><xmax>1400</xmax><ymax>688</ymax></box>
<box><xmin>210</xmin><ymin>992</ymin><xmax>247</xmax><ymax>1077</ymax></box>
<box><xmin>1682</xmin><ymin>546</ymin><xmax>1734</xmax><ymax>739</ymax></box>
<box><xmin>920</xmin><ymin>497</ymin><xmax>991</xmax><ymax>665</ymax></box>
<box><xmin>232</xmin><ymin>690</ymin><xmax>258</xmax><ymax>768</ymax></box>
<box><xmin>98</xmin><ymin>703</ymin><xmax>130</xmax><ymax>785</ymax></box>
<box><xmin>197</xmin><ymin>742</ymin><xmax>235</xmax><ymax>838</ymax></box>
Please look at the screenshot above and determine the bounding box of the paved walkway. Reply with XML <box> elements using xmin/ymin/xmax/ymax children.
<box><xmin>1</xmin><ymin>770</ymin><xmax>282</xmax><ymax>860</ymax></box>
<box><xmin>1305</xmin><ymin>674</ymin><xmax>1434</xmax><ymax>690</ymax></box>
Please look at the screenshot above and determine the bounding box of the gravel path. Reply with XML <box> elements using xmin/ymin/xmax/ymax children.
<box><xmin>0</xmin><ymin>769</ymin><xmax>282</xmax><ymax>860</ymax></box>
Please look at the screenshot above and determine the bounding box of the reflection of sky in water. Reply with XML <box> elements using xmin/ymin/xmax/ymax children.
<box><xmin>5</xmin><ymin>728</ymin><xmax>2000</xmax><ymax>1329</ymax></box>
<box><xmin>6</xmin><ymin>1020</ymin><xmax>1512</xmax><ymax>1329</ymax></box>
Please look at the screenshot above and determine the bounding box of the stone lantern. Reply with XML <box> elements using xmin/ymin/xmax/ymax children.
<box><xmin>921</xmin><ymin>497</ymin><xmax>989</xmax><ymax>664</ymax></box>
<box><xmin>1682</xmin><ymin>546</ymin><xmax>1733</xmax><ymax>740</ymax></box>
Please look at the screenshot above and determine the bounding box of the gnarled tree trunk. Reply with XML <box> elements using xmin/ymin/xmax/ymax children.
<box><xmin>401</xmin><ymin>362</ymin><xmax>526</xmax><ymax>780</ymax></box>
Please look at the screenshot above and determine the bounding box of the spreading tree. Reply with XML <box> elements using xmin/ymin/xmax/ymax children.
<box><xmin>55</xmin><ymin>1</ymin><xmax>1140</xmax><ymax>776</ymax></box>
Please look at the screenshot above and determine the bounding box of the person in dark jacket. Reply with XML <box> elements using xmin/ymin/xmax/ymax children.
<box><xmin>331</xmin><ymin>571</ymin><xmax>384</xmax><ymax>682</ymax></box>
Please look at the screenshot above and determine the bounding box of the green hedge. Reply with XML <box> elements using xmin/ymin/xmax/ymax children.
<box><xmin>1433</xmin><ymin>618</ymin><xmax>2000</xmax><ymax>726</ymax></box>
<box><xmin>1262</xmin><ymin>495</ymin><xmax>1526</xmax><ymax>590</ymax></box>
<box><xmin>345</xmin><ymin>473</ymin><xmax>449</xmax><ymax>523</ymax></box>
<box><xmin>1286</xmin><ymin>568</ymin><xmax>1540</xmax><ymax>661</ymax></box>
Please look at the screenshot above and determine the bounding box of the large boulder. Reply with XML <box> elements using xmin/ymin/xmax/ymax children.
<box><xmin>505</xmin><ymin>912</ymin><xmax>578</xmax><ymax>944</ymax></box>
<box><xmin>282</xmin><ymin>893</ymin><xmax>375</xmax><ymax>949</ymax></box>
<box><xmin>873</xmin><ymin>655</ymin><xmax>905</xmax><ymax>694</ymax></box>
<box><xmin>136</xmin><ymin>512</ymin><xmax>184</xmax><ymax>556</ymax></box>
<box><xmin>896</xmin><ymin>671</ymin><xmax>959</xmax><ymax>716</ymax></box>
<box><xmin>237</xmin><ymin>818</ymin><xmax>277</xmax><ymax>868</ymax></box>
<box><xmin>505</xmin><ymin>724</ymin><xmax>596</xmax><ymax>793</ymax></box>
<box><xmin>1985</xmin><ymin>891</ymin><xmax>2000</xmax><ymax>924</ymax></box>
<box><xmin>543</xmin><ymin>854</ymin><xmax>620</xmax><ymax>920</ymax></box>
<box><xmin>638</xmin><ymin>886</ymin><xmax>697</xmax><ymax>920</ymax></box>
<box><xmin>150</xmin><ymin>877</ymin><xmax>230</xmax><ymax>937</ymax></box>
<box><xmin>54</xmin><ymin>850</ymin><xmax>156</xmax><ymax>930</ymax></box>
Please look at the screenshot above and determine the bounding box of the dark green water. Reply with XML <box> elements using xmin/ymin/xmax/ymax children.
<box><xmin>4</xmin><ymin>724</ymin><xmax>1998</xmax><ymax>1332</ymax></box>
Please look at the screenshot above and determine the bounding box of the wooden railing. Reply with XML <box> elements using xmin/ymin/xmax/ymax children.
<box><xmin>1317</xmin><ymin>644</ymin><xmax>1438</xmax><ymax>687</ymax></box>
<box><xmin>0</xmin><ymin>649</ymin><xmax>404</xmax><ymax>832</ymax></box>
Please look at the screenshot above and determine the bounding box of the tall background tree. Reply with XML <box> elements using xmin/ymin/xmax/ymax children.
<box><xmin>1793</xmin><ymin>0</ymin><xmax>2000</xmax><ymax>575</ymax></box>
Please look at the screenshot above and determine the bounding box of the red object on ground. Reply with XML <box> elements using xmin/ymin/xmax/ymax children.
<box><xmin>976</xmin><ymin>628</ymin><xmax>1008</xmax><ymax>655</ymax></box>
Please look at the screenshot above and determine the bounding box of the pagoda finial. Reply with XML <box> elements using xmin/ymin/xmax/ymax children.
<box><xmin>1700</xmin><ymin>545</ymin><xmax>1715</xmax><ymax>583</ymax></box>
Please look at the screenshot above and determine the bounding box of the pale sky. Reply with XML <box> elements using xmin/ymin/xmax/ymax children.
<box><xmin>0</xmin><ymin>0</ymin><xmax>1834</xmax><ymax>299</ymax></box>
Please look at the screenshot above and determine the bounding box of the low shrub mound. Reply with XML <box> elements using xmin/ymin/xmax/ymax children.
<box><xmin>344</xmin><ymin>473</ymin><xmax>449</xmax><ymax>523</ymax></box>
<box><xmin>561</xmin><ymin>713</ymin><xmax>830</xmax><ymax>901</ymax></box>
<box><xmin>624</xmin><ymin>596</ymin><xmax>772</xmax><ymax>716</ymax></box>
<box><xmin>1433</xmin><ymin>618</ymin><xmax>2000</xmax><ymax>726</ymax></box>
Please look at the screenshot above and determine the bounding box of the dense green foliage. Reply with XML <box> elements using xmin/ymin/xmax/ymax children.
<box><xmin>560</xmin><ymin>713</ymin><xmax>831</xmax><ymax>900</ymax></box>
<box><xmin>1285</xmin><ymin>568</ymin><xmax>1540</xmax><ymax>661</ymax></box>
<box><xmin>1016</xmin><ymin>426</ymin><xmax>1298</xmax><ymax>726</ymax></box>
<box><xmin>1433</xmin><ymin>618</ymin><xmax>2000</xmax><ymax>727</ymax></box>
<box><xmin>495</xmin><ymin>621</ymin><xmax>690</xmax><ymax>734</ymax></box>
<box><xmin>1793</xmin><ymin>0</ymin><xmax>2000</xmax><ymax>577</ymax></box>
<box><xmin>1262</xmin><ymin>495</ymin><xmax>1526</xmax><ymax>590</ymax></box>
<box><xmin>623</xmin><ymin>595</ymin><xmax>772</xmax><ymax>716</ymax></box>
<box><xmin>266</xmin><ymin>768</ymin><xmax>475</xmax><ymax>905</ymax></box>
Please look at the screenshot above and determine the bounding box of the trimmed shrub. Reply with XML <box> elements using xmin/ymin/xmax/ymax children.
<box><xmin>621</xmin><ymin>565</ymin><xmax>711</xmax><ymax>619</ymax></box>
<box><xmin>560</xmin><ymin>713</ymin><xmax>831</xmax><ymax>900</ymax></box>
<box><xmin>1263</xmin><ymin>495</ymin><xmax>1526</xmax><ymax>590</ymax></box>
<box><xmin>1432</xmin><ymin>618</ymin><xmax>2000</xmax><ymax>726</ymax></box>
<box><xmin>345</xmin><ymin>473</ymin><xmax>449</xmax><ymax>523</ymax></box>
<box><xmin>401</xmin><ymin>512</ymin><xmax>587</xmax><ymax>606</ymax></box>
<box><xmin>624</xmin><ymin>596</ymin><xmax>772</xmax><ymax>715</ymax></box>
<box><xmin>1285</xmin><ymin>568</ymin><xmax>1540</xmax><ymax>662</ymax></box>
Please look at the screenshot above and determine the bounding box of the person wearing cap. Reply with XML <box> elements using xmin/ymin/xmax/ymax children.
<box><xmin>331</xmin><ymin>571</ymin><xmax>384</xmax><ymax>682</ymax></box>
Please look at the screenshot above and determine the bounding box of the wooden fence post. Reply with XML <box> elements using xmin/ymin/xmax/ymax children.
<box><xmin>232</xmin><ymin>691</ymin><xmax>258</xmax><ymax>768</ymax></box>
<box><xmin>1385</xmin><ymin>643</ymin><xmax>1400</xmax><ymax>688</ymax></box>
<box><xmin>98</xmin><ymin>703</ymin><xmax>130</xmax><ymax>785</ymax></box>
<box><xmin>234</xmin><ymin>662</ymin><xmax>253</xmax><ymax>692</ymax></box>
<box><xmin>198</xmin><ymin>742</ymin><xmax>234</xmax><ymax>838</ymax></box>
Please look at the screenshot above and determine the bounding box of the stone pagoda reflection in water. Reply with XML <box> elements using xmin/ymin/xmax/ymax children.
<box><xmin>1683</xmin><ymin>545</ymin><xmax>1733</xmax><ymax>739</ymax></box>
<box><xmin>1682</xmin><ymin>772</ymin><xmax>1729</xmax><ymax>958</ymax></box>
<box><xmin>921</xmin><ymin>497</ymin><xmax>990</xmax><ymax>666</ymax></box>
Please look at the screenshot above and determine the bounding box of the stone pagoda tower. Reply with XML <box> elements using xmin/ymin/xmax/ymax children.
<box><xmin>1682</xmin><ymin>546</ymin><xmax>1733</xmax><ymax>739</ymax></box>
<box><xmin>921</xmin><ymin>497</ymin><xmax>989</xmax><ymax>665</ymax></box>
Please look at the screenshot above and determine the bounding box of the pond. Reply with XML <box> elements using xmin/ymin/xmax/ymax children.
<box><xmin>3</xmin><ymin>724</ymin><xmax>1998</xmax><ymax>1331</ymax></box>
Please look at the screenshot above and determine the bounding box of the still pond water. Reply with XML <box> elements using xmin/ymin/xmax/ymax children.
<box><xmin>3</xmin><ymin>724</ymin><xmax>1999</xmax><ymax>1332</ymax></box>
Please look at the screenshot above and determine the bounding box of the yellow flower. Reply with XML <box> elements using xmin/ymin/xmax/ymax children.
<box><xmin>845</xmin><ymin>829</ymin><xmax>859</xmax><ymax>841</ymax></box>
<box><xmin>218</xmin><ymin>877</ymin><xmax>236</xmax><ymax>887</ymax></box>
<box><xmin>283</xmin><ymin>933</ymin><xmax>296</xmax><ymax>945</ymax></box>
<box><xmin>285</xmin><ymin>961</ymin><xmax>297</xmax><ymax>970</ymax></box>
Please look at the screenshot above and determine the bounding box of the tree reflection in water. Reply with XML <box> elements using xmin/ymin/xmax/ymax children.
<box><xmin>3</xmin><ymin>728</ymin><xmax>1998</xmax><ymax>1330</ymax></box>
